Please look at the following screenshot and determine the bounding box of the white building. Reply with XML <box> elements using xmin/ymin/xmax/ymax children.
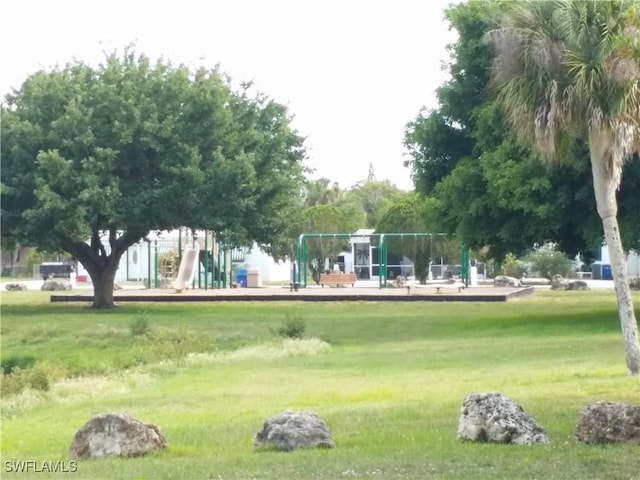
<box><xmin>598</xmin><ymin>245</ymin><xmax>640</xmax><ymax>277</ymax></box>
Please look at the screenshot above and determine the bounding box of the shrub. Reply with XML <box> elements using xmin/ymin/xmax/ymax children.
<box><xmin>525</xmin><ymin>245</ymin><xmax>574</xmax><ymax>279</ymax></box>
<box><xmin>26</xmin><ymin>250</ymin><xmax>46</xmax><ymax>275</ymax></box>
<box><xmin>0</xmin><ymin>361</ymin><xmax>65</xmax><ymax>396</ymax></box>
<box><xmin>129</xmin><ymin>315</ymin><xmax>151</xmax><ymax>336</ymax></box>
<box><xmin>27</xmin><ymin>367</ymin><xmax>50</xmax><ymax>391</ymax></box>
<box><xmin>1</xmin><ymin>355</ymin><xmax>36</xmax><ymax>375</ymax></box>
<box><xmin>0</xmin><ymin>372</ymin><xmax>28</xmax><ymax>396</ymax></box>
<box><xmin>272</xmin><ymin>316</ymin><xmax>306</xmax><ymax>339</ymax></box>
<box><xmin>500</xmin><ymin>253</ymin><xmax>528</xmax><ymax>278</ymax></box>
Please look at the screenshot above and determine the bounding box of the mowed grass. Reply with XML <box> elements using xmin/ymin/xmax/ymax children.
<box><xmin>1</xmin><ymin>289</ymin><xmax>639</xmax><ymax>480</ymax></box>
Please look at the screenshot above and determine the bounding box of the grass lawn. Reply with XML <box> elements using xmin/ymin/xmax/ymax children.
<box><xmin>1</xmin><ymin>289</ymin><xmax>639</xmax><ymax>480</ymax></box>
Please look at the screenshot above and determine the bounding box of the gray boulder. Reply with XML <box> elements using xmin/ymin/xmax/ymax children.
<box><xmin>69</xmin><ymin>412</ymin><xmax>167</xmax><ymax>459</ymax></box>
<box><xmin>458</xmin><ymin>392</ymin><xmax>549</xmax><ymax>445</ymax></box>
<box><xmin>494</xmin><ymin>276</ymin><xmax>521</xmax><ymax>287</ymax></box>
<box><xmin>575</xmin><ymin>401</ymin><xmax>640</xmax><ymax>444</ymax></box>
<box><xmin>393</xmin><ymin>275</ymin><xmax>407</xmax><ymax>288</ymax></box>
<box><xmin>629</xmin><ymin>277</ymin><xmax>640</xmax><ymax>291</ymax></box>
<box><xmin>5</xmin><ymin>283</ymin><xmax>28</xmax><ymax>291</ymax></box>
<box><xmin>551</xmin><ymin>275</ymin><xmax>589</xmax><ymax>291</ymax></box>
<box><xmin>567</xmin><ymin>280</ymin><xmax>589</xmax><ymax>291</ymax></box>
<box><xmin>41</xmin><ymin>280</ymin><xmax>71</xmax><ymax>291</ymax></box>
<box><xmin>550</xmin><ymin>274</ymin><xmax>569</xmax><ymax>290</ymax></box>
<box><xmin>254</xmin><ymin>410</ymin><xmax>335</xmax><ymax>451</ymax></box>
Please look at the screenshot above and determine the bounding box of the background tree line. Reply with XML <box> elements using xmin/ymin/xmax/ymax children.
<box><xmin>404</xmin><ymin>0</ymin><xmax>640</xmax><ymax>265</ymax></box>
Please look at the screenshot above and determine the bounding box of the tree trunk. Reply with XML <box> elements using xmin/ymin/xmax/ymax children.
<box><xmin>60</xmin><ymin>229</ymin><xmax>143</xmax><ymax>309</ymax></box>
<box><xmin>589</xmin><ymin>135</ymin><xmax>640</xmax><ymax>376</ymax></box>
<box><xmin>89</xmin><ymin>267</ymin><xmax>118</xmax><ymax>309</ymax></box>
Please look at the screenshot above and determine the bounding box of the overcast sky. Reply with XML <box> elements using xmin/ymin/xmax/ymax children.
<box><xmin>1</xmin><ymin>0</ymin><xmax>459</xmax><ymax>190</ymax></box>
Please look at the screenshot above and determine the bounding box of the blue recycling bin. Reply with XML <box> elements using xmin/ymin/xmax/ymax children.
<box><xmin>236</xmin><ymin>268</ymin><xmax>248</xmax><ymax>288</ymax></box>
<box><xmin>602</xmin><ymin>264</ymin><xmax>612</xmax><ymax>280</ymax></box>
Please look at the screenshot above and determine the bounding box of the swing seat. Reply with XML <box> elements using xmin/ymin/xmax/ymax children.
<box><xmin>319</xmin><ymin>272</ymin><xmax>357</xmax><ymax>287</ymax></box>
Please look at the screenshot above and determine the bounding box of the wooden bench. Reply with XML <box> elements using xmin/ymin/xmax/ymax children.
<box><xmin>408</xmin><ymin>282</ymin><xmax>466</xmax><ymax>294</ymax></box>
<box><xmin>433</xmin><ymin>282</ymin><xmax>465</xmax><ymax>293</ymax></box>
<box><xmin>319</xmin><ymin>273</ymin><xmax>357</xmax><ymax>287</ymax></box>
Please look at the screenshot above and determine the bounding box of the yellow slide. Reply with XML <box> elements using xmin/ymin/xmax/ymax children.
<box><xmin>173</xmin><ymin>244</ymin><xmax>200</xmax><ymax>293</ymax></box>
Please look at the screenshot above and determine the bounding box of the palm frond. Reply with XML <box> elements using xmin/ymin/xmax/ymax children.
<box><xmin>488</xmin><ymin>0</ymin><xmax>640</xmax><ymax>174</ymax></box>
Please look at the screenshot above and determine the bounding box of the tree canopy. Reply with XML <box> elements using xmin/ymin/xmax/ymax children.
<box><xmin>1</xmin><ymin>49</ymin><xmax>306</xmax><ymax>307</ymax></box>
<box><xmin>404</xmin><ymin>0</ymin><xmax>640</xmax><ymax>262</ymax></box>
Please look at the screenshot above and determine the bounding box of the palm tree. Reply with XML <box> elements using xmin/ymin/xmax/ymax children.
<box><xmin>303</xmin><ymin>178</ymin><xmax>344</xmax><ymax>207</ymax></box>
<box><xmin>489</xmin><ymin>0</ymin><xmax>640</xmax><ymax>375</ymax></box>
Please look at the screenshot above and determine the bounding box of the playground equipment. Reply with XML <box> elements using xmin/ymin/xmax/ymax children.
<box><xmin>295</xmin><ymin>232</ymin><xmax>470</xmax><ymax>289</ymax></box>
<box><xmin>142</xmin><ymin>228</ymin><xmax>240</xmax><ymax>290</ymax></box>
<box><xmin>173</xmin><ymin>244</ymin><xmax>200</xmax><ymax>292</ymax></box>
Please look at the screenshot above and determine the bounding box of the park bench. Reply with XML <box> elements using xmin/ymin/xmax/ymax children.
<box><xmin>319</xmin><ymin>272</ymin><xmax>357</xmax><ymax>287</ymax></box>
<box><xmin>407</xmin><ymin>282</ymin><xmax>466</xmax><ymax>294</ymax></box>
<box><xmin>433</xmin><ymin>282</ymin><xmax>465</xmax><ymax>293</ymax></box>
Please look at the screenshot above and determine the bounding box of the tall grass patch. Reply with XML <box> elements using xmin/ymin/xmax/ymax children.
<box><xmin>1</xmin><ymin>289</ymin><xmax>639</xmax><ymax>479</ymax></box>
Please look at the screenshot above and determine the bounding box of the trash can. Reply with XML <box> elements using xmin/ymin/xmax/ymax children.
<box><xmin>602</xmin><ymin>264</ymin><xmax>612</xmax><ymax>280</ymax></box>
<box><xmin>236</xmin><ymin>268</ymin><xmax>248</xmax><ymax>288</ymax></box>
<box><xmin>591</xmin><ymin>262</ymin><xmax>602</xmax><ymax>280</ymax></box>
<box><xmin>247</xmin><ymin>269</ymin><xmax>262</xmax><ymax>288</ymax></box>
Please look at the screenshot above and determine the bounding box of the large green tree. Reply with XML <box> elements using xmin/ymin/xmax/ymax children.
<box><xmin>405</xmin><ymin>0</ymin><xmax>639</xmax><ymax>262</ymax></box>
<box><xmin>346</xmin><ymin>180</ymin><xmax>406</xmax><ymax>228</ymax></box>
<box><xmin>375</xmin><ymin>195</ymin><xmax>456</xmax><ymax>283</ymax></box>
<box><xmin>489</xmin><ymin>0</ymin><xmax>640</xmax><ymax>375</ymax></box>
<box><xmin>297</xmin><ymin>205</ymin><xmax>352</xmax><ymax>283</ymax></box>
<box><xmin>303</xmin><ymin>178</ymin><xmax>344</xmax><ymax>207</ymax></box>
<box><xmin>1</xmin><ymin>50</ymin><xmax>306</xmax><ymax>308</ymax></box>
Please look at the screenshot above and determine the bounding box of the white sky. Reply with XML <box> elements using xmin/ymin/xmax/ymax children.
<box><xmin>1</xmin><ymin>0</ymin><xmax>458</xmax><ymax>190</ymax></box>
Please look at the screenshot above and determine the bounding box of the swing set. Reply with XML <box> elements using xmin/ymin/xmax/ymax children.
<box><xmin>295</xmin><ymin>233</ymin><xmax>470</xmax><ymax>289</ymax></box>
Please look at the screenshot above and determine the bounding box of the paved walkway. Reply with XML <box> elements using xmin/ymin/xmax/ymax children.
<box><xmin>1</xmin><ymin>278</ymin><xmax>619</xmax><ymax>292</ymax></box>
<box><xmin>2</xmin><ymin>276</ymin><xmax>625</xmax><ymax>304</ymax></box>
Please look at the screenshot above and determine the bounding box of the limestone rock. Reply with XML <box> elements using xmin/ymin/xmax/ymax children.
<box><xmin>5</xmin><ymin>283</ymin><xmax>28</xmax><ymax>291</ymax></box>
<box><xmin>550</xmin><ymin>275</ymin><xmax>589</xmax><ymax>291</ymax></box>
<box><xmin>457</xmin><ymin>392</ymin><xmax>549</xmax><ymax>445</ymax></box>
<box><xmin>567</xmin><ymin>280</ymin><xmax>589</xmax><ymax>290</ymax></box>
<box><xmin>41</xmin><ymin>280</ymin><xmax>71</xmax><ymax>291</ymax></box>
<box><xmin>575</xmin><ymin>401</ymin><xmax>640</xmax><ymax>444</ymax></box>
<box><xmin>550</xmin><ymin>274</ymin><xmax>569</xmax><ymax>290</ymax></box>
<box><xmin>494</xmin><ymin>276</ymin><xmax>521</xmax><ymax>287</ymax></box>
<box><xmin>69</xmin><ymin>413</ymin><xmax>167</xmax><ymax>459</ymax></box>
<box><xmin>254</xmin><ymin>410</ymin><xmax>335</xmax><ymax>451</ymax></box>
<box><xmin>393</xmin><ymin>275</ymin><xmax>407</xmax><ymax>288</ymax></box>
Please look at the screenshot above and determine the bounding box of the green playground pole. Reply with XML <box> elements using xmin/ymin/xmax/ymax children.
<box><xmin>211</xmin><ymin>233</ymin><xmax>216</xmax><ymax>288</ymax></box>
<box><xmin>303</xmin><ymin>239</ymin><xmax>309</xmax><ymax>288</ymax></box>
<box><xmin>383</xmin><ymin>237</ymin><xmax>388</xmax><ymax>287</ymax></box>
<box><xmin>379</xmin><ymin>234</ymin><xmax>385</xmax><ymax>288</ymax></box>
<box><xmin>154</xmin><ymin>240</ymin><xmax>158</xmax><ymax>288</ymax></box>
<box><xmin>204</xmin><ymin>233</ymin><xmax>208</xmax><ymax>290</ymax></box>
<box><xmin>223</xmin><ymin>248</ymin><xmax>227</xmax><ymax>288</ymax></box>
<box><xmin>146</xmin><ymin>240</ymin><xmax>151</xmax><ymax>289</ymax></box>
<box><xmin>217</xmin><ymin>247</ymin><xmax>222</xmax><ymax>288</ymax></box>
<box><xmin>191</xmin><ymin>234</ymin><xmax>196</xmax><ymax>290</ymax></box>
<box><xmin>461</xmin><ymin>242</ymin><xmax>469</xmax><ymax>287</ymax></box>
<box><xmin>296</xmin><ymin>234</ymin><xmax>304</xmax><ymax>287</ymax></box>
